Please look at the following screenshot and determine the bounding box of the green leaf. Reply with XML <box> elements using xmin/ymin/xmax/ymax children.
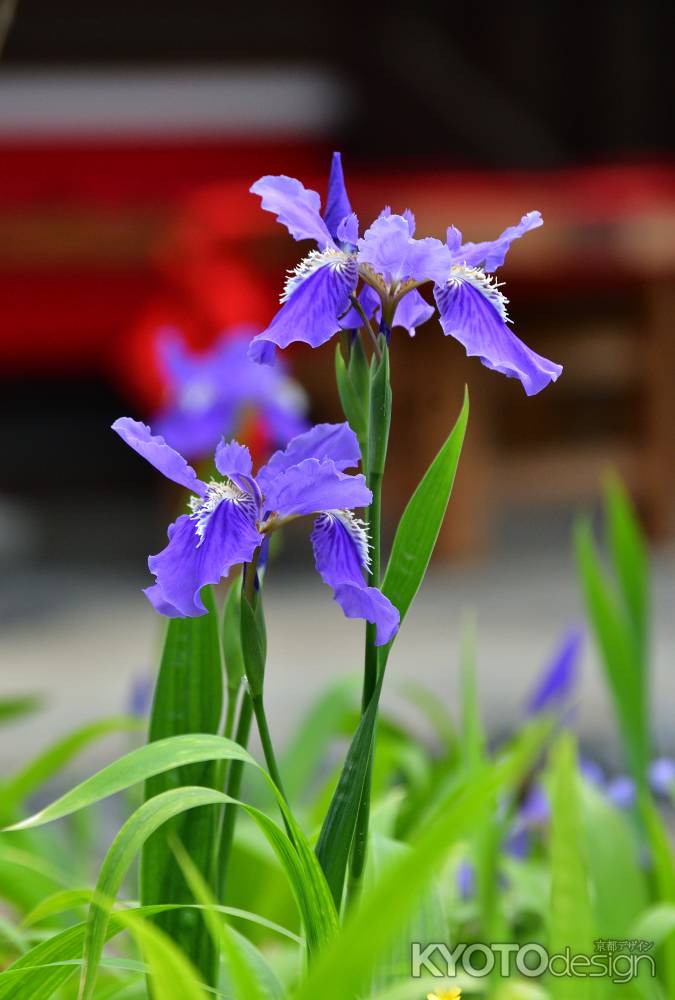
<box><xmin>81</xmin><ymin>787</ymin><xmax>227</xmax><ymax>1000</ymax></box>
<box><xmin>141</xmin><ymin>585</ymin><xmax>224</xmax><ymax>986</ymax></box>
<box><xmin>222</xmin><ymin>577</ymin><xmax>245</xmax><ymax>694</ymax></box>
<box><xmin>315</xmin><ymin>673</ymin><xmax>384</xmax><ymax>909</ymax></box>
<box><xmin>381</xmin><ymin>388</ymin><xmax>468</xmax><ymax>653</ymax></box>
<box><xmin>1</xmin><ymin>716</ymin><xmax>142</xmax><ymax>818</ymax></box>
<box><xmin>296</xmin><ymin>724</ymin><xmax>546</xmax><ymax>1000</ymax></box>
<box><xmin>574</xmin><ymin>518</ymin><xmax>648</xmax><ymax>782</ymax></box>
<box><xmin>548</xmin><ymin>733</ymin><xmax>594</xmax><ymax>1000</ymax></box>
<box><xmin>605</xmin><ymin>475</ymin><xmax>649</xmax><ymax>654</ymax></box>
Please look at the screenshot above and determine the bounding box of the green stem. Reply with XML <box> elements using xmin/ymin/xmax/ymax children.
<box><xmin>252</xmin><ymin>693</ymin><xmax>287</xmax><ymax>801</ymax></box>
<box><xmin>217</xmin><ymin>689</ymin><xmax>253</xmax><ymax>900</ymax></box>
<box><xmin>348</xmin><ymin>469</ymin><xmax>383</xmax><ymax>899</ymax></box>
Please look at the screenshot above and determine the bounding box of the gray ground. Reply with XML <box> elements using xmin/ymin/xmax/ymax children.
<box><xmin>2</xmin><ymin>540</ymin><xmax>674</xmax><ymax>780</ymax></box>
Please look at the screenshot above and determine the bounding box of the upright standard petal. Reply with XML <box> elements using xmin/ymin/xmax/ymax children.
<box><xmin>146</xmin><ymin>498</ymin><xmax>262</xmax><ymax>617</ymax></box>
<box><xmin>323</xmin><ymin>152</ymin><xmax>353</xmax><ymax>242</ymax></box>
<box><xmin>257</xmin><ymin>421</ymin><xmax>361</xmax><ymax>492</ymax></box>
<box><xmin>215</xmin><ymin>439</ymin><xmax>254</xmax><ymax>480</ymax></box>
<box><xmin>434</xmin><ymin>271</ymin><xmax>562</xmax><ymax>396</ymax></box>
<box><xmin>455</xmin><ymin>211</ymin><xmax>543</xmax><ymax>272</ymax></box>
<box><xmin>358</xmin><ymin>214</ymin><xmax>452</xmax><ymax>285</ymax></box>
<box><xmin>248</xmin><ymin>251</ymin><xmax>358</xmax><ymax>361</ymax></box>
<box><xmin>250</xmin><ymin>175</ymin><xmax>334</xmax><ymax>248</ymax></box>
<box><xmin>311</xmin><ymin>510</ymin><xmax>399</xmax><ymax>645</ymax></box>
<box><xmin>112</xmin><ymin>417</ymin><xmax>206</xmax><ymax>495</ymax></box>
<box><xmin>264</xmin><ymin>459</ymin><xmax>371</xmax><ymax>518</ymax></box>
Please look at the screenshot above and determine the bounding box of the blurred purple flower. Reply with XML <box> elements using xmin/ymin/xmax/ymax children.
<box><xmin>649</xmin><ymin>757</ymin><xmax>675</xmax><ymax>798</ymax></box>
<box><xmin>250</xmin><ymin>152</ymin><xmax>562</xmax><ymax>395</ymax></box>
<box><xmin>153</xmin><ymin>327</ymin><xmax>308</xmax><ymax>460</ymax></box>
<box><xmin>112</xmin><ymin>417</ymin><xmax>399</xmax><ymax>644</ymax></box>
<box><xmin>525</xmin><ymin>627</ymin><xmax>583</xmax><ymax>716</ymax></box>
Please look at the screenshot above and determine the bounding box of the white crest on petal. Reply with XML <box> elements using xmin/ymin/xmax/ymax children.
<box><xmin>281</xmin><ymin>248</ymin><xmax>353</xmax><ymax>303</ymax></box>
<box><xmin>322</xmin><ymin>508</ymin><xmax>371</xmax><ymax>571</ymax></box>
<box><xmin>189</xmin><ymin>478</ymin><xmax>253</xmax><ymax>546</ymax></box>
<box><xmin>448</xmin><ymin>265</ymin><xmax>511</xmax><ymax>323</ymax></box>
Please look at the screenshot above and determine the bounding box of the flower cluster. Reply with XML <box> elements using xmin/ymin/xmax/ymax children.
<box><xmin>153</xmin><ymin>326</ymin><xmax>308</xmax><ymax>460</ymax></box>
<box><xmin>112</xmin><ymin>417</ymin><xmax>399</xmax><ymax>645</ymax></box>
<box><xmin>248</xmin><ymin>153</ymin><xmax>562</xmax><ymax>395</ymax></box>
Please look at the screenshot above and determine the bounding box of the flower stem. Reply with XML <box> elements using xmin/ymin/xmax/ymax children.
<box><xmin>252</xmin><ymin>692</ymin><xmax>287</xmax><ymax>800</ymax></box>
<box><xmin>348</xmin><ymin>468</ymin><xmax>383</xmax><ymax>899</ymax></box>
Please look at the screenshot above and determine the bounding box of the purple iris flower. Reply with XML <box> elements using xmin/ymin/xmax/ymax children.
<box><xmin>153</xmin><ymin>327</ymin><xmax>308</xmax><ymax>460</ymax></box>
<box><xmin>649</xmin><ymin>757</ymin><xmax>675</xmax><ymax>798</ymax></box>
<box><xmin>524</xmin><ymin>627</ymin><xmax>583</xmax><ymax>716</ymax></box>
<box><xmin>111</xmin><ymin>417</ymin><xmax>400</xmax><ymax>645</ymax></box>
<box><xmin>249</xmin><ymin>152</ymin><xmax>562</xmax><ymax>395</ymax></box>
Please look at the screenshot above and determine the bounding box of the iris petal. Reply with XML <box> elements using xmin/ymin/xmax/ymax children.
<box><xmin>264</xmin><ymin>459</ymin><xmax>371</xmax><ymax>518</ymax></box>
<box><xmin>258</xmin><ymin>421</ymin><xmax>361</xmax><ymax>491</ymax></box>
<box><xmin>250</xmin><ymin>174</ymin><xmax>334</xmax><ymax>248</ymax></box>
<box><xmin>456</xmin><ymin>211</ymin><xmax>543</xmax><ymax>272</ymax></box>
<box><xmin>146</xmin><ymin>501</ymin><xmax>262</xmax><ymax>617</ymax></box>
<box><xmin>311</xmin><ymin>511</ymin><xmax>399</xmax><ymax>645</ymax></box>
<box><xmin>358</xmin><ymin>214</ymin><xmax>452</xmax><ymax>285</ymax></box>
<box><xmin>248</xmin><ymin>253</ymin><xmax>358</xmax><ymax>361</ymax></box>
<box><xmin>323</xmin><ymin>152</ymin><xmax>353</xmax><ymax>241</ymax></box>
<box><xmin>112</xmin><ymin>417</ymin><xmax>206</xmax><ymax>495</ymax></box>
<box><xmin>434</xmin><ymin>276</ymin><xmax>562</xmax><ymax>396</ymax></box>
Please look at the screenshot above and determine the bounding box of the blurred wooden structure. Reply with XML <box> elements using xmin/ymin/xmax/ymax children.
<box><xmin>1</xmin><ymin>133</ymin><xmax>674</xmax><ymax>553</ymax></box>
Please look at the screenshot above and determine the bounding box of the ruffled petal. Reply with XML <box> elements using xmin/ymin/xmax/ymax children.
<box><xmin>215</xmin><ymin>439</ymin><xmax>254</xmax><ymax>479</ymax></box>
<box><xmin>358</xmin><ymin>214</ymin><xmax>452</xmax><ymax>285</ymax></box>
<box><xmin>323</xmin><ymin>151</ymin><xmax>353</xmax><ymax>241</ymax></box>
<box><xmin>146</xmin><ymin>499</ymin><xmax>262</xmax><ymax>617</ymax></box>
<box><xmin>392</xmin><ymin>288</ymin><xmax>435</xmax><ymax>337</ymax></box>
<box><xmin>455</xmin><ymin>211</ymin><xmax>543</xmax><ymax>272</ymax></box>
<box><xmin>112</xmin><ymin>417</ymin><xmax>206</xmax><ymax>495</ymax></box>
<box><xmin>248</xmin><ymin>251</ymin><xmax>358</xmax><ymax>362</ymax></box>
<box><xmin>311</xmin><ymin>511</ymin><xmax>400</xmax><ymax>645</ymax></box>
<box><xmin>257</xmin><ymin>421</ymin><xmax>361</xmax><ymax>492</ymax></box>
<box><xmin>434</xmin><ymin>274</ymin><xmax>562</xmax><ymax>396</ymax></box>
<box><xmin>250</xmin><ymin>174</ymin><xmax>334</xmax><ymax>248</ymax></box>
<box><xmin>264</xmin><ymin>458</ymin><xmax>371</xmax><ymax>518</ymax></box>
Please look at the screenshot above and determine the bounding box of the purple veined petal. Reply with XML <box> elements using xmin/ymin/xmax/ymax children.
<box><xmin>358</xmin><ymin>213</ymin><xmax>452</xmax><ymax>286</ymax></box>
<box><xmin>310</xmin><ymin>510</ymin><xmax>400</xmax><ymax>645</ymax></box>
<box><xmin>434</xmin><ymin>271</ymin><xmax>563</xmax><ymax>396</ymax></box>
<box><xmin>250</xmin><ymin>174</ymin><xmax>334</xmax><ymax>248</ymax></box>
<box><xmin>649</xmin><ymin>758</ymin><xmax>675</xmax><ymax>797</ymax></box>
<box><xmin>338</xmin><ymin>283</ymin><xmax>381</xmax><ymax>330</ymax></box>
<box><xmin>606</xmin><ymin>775</ymin><xmax>636</xmax><ymax>810</ymax></box>
<box><xmin>323</xmin><ymin>151</ymin><xmax>353</xmax><ymax>241</ymax></box>
<box><xmin>525</xmin><ymin>627</ymin><xmax>583</xmax><ymax>715</ymax></box>
<box><xmin>455</xmin><ymin>211</ymin><xmax>543</xmax><ymax>272</ymax></box>
<box><xmin>154</xmin><ymin>402</ymin><xmax>236</xmax><ymax>462</ymax></box>
<box><xmin>146</xmin><ymin>496</ymin><xmax>262</xmax><ymax>617</ymax></box>
<box><xmin>257</xmin><ymin>421</ymin><xmax>362</xmax><ymax>492</ymax></box>
<box><xmin>215</xmin><ymin>439</ymin><xmax>254</xmax><ymax>479</ymax></box>
<box><xmin>112</xmin><ymin>417</ymin><xmax>207</xmax><ymax>495</ymax></box>
<box><xmin>336</xmin><ymin>212</ymin><xmax>359</xmax><ymax>247</ymax></box>
<box><xmin>264</xmin><ymin>459</ymin><xmax>372</xmax><ymax>518</ymax></box>
<box><xmin>392</xmin><ymin>288</ymin><xmax>435</xmax><ymax>337</ymax></box>
<box><xmin>446</xmin><ymin>225</ymin><xmax>462</xmax><ymax>253</ymax></box>
<box><xmin>248</xmin><ymin>250</ymin><xmax>358</xmax><ymax>362</ymax></box>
